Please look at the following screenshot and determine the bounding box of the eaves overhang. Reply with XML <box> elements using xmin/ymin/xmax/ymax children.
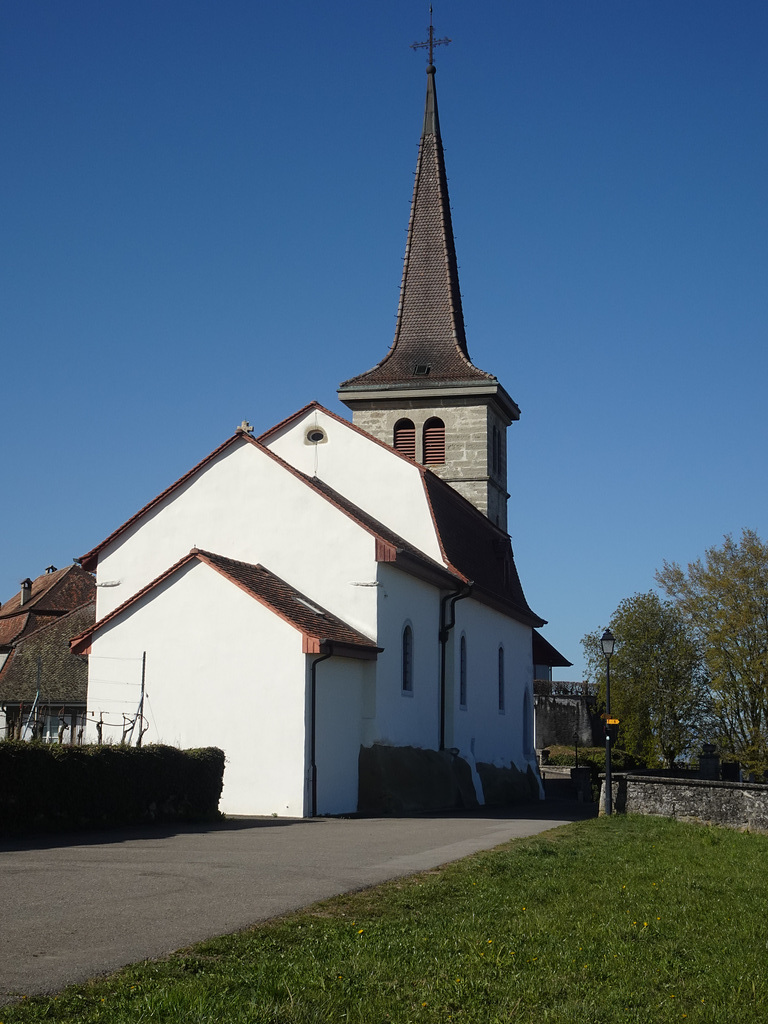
<box><xmin>470</xmin><ymin>582</ymin><xmax>547</xmax><ymax>629</ymax></box>
<box><xmin>338</xmin><ymin>381</ymin><xmax>520</xmax><ymax>422</ymax></box>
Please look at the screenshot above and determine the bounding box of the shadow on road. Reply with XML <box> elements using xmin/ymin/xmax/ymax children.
<box><xmin>0</xmin><ymin>798</ymin><xmax>596</xmax><ymax>853</ymax></box>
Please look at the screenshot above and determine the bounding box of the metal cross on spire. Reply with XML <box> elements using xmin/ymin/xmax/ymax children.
<box><xmin>410</xmin><ymin>5</ymin><xmax>451</xmax><ymax>65</ymax></box>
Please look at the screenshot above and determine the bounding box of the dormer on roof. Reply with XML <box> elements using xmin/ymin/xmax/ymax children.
<box><xmin>338</xmin><ymin>55</ymin><xmax>518</xmax><ymax>531</ymax></box>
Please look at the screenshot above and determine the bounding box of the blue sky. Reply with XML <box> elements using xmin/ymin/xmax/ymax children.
<box><xmin>2</xmin><ymin>1</ymin><xmax>766</xmax><ymax>679</ymax></box>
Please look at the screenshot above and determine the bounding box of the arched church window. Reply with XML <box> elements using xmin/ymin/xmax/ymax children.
<box><xmin>402</xmin><ymin>624</ymin><xmax>413</xmax><ymax>693</ymax></box>
<box><xmin>393</xmin><ymin>419</ymin><xmax>416</xmax><ymax>459</ymax></box>
<box><xmin>423</xmin><ymin>418</ymin><xmax>445</xmax><ymax>465</ymax></box>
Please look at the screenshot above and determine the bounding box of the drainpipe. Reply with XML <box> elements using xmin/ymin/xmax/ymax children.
<box><xmin>310</xmin><ymin>642</ymin><xmax>333</xmax><ymax>817</ymax></box>
<box><xmin>439</xmin><ymin>583</ymin><xmax>472</xmax><ymax>750</ymax></box>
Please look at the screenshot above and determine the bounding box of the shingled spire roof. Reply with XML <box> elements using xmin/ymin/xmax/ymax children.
<box><xmin>339</xmin><ymin>62</ymin><xmax>498</xmax><ymax>392</ymax></box>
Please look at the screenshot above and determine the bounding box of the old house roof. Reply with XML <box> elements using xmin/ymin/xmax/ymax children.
<box><xmin>0</xmin><ymin>600</ymin><xmax>94</xmax><ymax>704</ymax></box>
<box><xmin>0</xmin><ymin>565</ymin><xmax>96</xmax><ymax>648</ymax></box>
<box><xmin>71</xmin><ymin>551</ymin><xmax>379</xmax><ymax>659</ymax></box>
<box><xmin>338</xmin><ymin>63</ymin><xmax>504</xmax><ymax>396</ymax></box>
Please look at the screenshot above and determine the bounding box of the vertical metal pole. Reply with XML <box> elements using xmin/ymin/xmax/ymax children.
<box><xmin>604</xmin><ymin>654</ymin><xmax>612</xmax><ymax>815</ymax></box>
<box><xmin>136</xmin><ymin>652</ymin><xmax>146</xmax><ymax>747</ymax></box>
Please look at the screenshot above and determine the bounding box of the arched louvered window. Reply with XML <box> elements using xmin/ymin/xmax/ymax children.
<box><xmin>498</xmin><ymin>646</ymin><xmax>505</xmax><ymax>712</ymax></box>
<box><xmin>393</xmin><ymin>418</ymin><xmax>416</xmax><ymax>459</ymax></box>
<box><xmin>423</xmin><ymin>417</ymin><xmax>445</xmax><ymax>465</ymax></box>
<box><xmin>459</xmin><ymin>635</ymin><xmax>467</xmax><ymax>708</ymax></box>
<box><xmin>402</xmin><ymin>625</ymin><xmax>413</xmax><ymax>693</ymax></box>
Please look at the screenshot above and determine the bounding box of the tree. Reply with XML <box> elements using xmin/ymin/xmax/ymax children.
<box><xmin>656</xmin><ymin>529</ymin><xmax>768</xmax><ymax>775</ymax></box>
<box><xmin>582</xmin><ymin>592</ymin><xmax>711</xmax><ymax>768</ymax></box>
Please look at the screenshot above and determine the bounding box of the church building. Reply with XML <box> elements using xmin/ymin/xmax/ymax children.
<box><xmin>72</xmin><ymin>57</ymin><xmax>565</xmax><ymax>816</ymax></box>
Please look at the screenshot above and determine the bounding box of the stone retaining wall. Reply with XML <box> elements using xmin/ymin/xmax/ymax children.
<box><xmin>599</xmin><ymin>773</ymin><xmax>768</xmax><ymax>831</ymax></box>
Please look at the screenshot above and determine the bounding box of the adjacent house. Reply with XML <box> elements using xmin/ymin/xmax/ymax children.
<box><xmin>0</xmin><ymin>565</ymin><xmax>95</xmax><ymax>741</ymax></box>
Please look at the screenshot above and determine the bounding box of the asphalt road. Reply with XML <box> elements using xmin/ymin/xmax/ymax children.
<box><xmin>0</xmin><ymin>802</ymin><xmax>594</xmax><ymax>1001</ymax></box>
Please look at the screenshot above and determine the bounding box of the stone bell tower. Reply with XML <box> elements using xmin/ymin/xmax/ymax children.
<box><xmin>338</xmin><ymin>60</ymin><xmax>519</xmax><ymax>532</ymax></box>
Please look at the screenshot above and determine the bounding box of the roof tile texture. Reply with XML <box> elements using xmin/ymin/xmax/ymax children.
<box><xmin>198</xmin><ymin>551</ymin><xmax>377</xmax><ymax>650</ymax></box>
<box><xmin>422</xmin><ymin>473</ymin><xmax>544</xmax><ymax>627</ymax></box>
<box><xmin>0</xmin><ymin>566</ymin><xmax>96</xmax><ymax>647</ymax></box>
<box><xmin>339</xmin><ymin>69</ymin><xmax>495</xmax><ymax>391</ymax></box>
<box><xmin>0</xmin><ymin>601</ymin><xmax>94</xmax><ymax>703</ymax></box>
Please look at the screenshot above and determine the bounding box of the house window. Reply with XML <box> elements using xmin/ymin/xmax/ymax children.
<box><xmin>402</xmin><ymin>624</ymin><xmax>414</xmax><ymax>693</ymax></box>
<box><xmin>393</xmin><ymin>419</ymin><xmax>416</xmax><ymax>459</ymax></box>
<box><xmin>423</xmin><ymin>417</ymin><xmax>445</xmax><ymax>465</ymax></box>
<box><xmin>491</xmin><ymin>425</ymin><xmax>501</xmax><ymax>475</ymax></box>
<box><xmin>459</xmin><ymin>634</ymin><xmax>467</xmax><ymax>708</ymax></box>
<box><xmin>498</xmin><ymin>646</ymin><xmax>505</xmax><ymax>712</ymax></box>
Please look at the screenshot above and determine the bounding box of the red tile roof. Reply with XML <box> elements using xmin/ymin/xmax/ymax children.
<box><xmin>0</xmin><ymin>601</ymin><xmax>94</xmax><ymax>702</ymax></box>
<box><xmin>421</xmin><ymin>472</ymin><xmax>545</xmax><ymax>628</ymax></box>
<box><xmin>0</xmin><ymin>566</ymin><xmax>95</xmax><ymax>647</ymax></box>
<box><xmin>71</xmin><ymin>551</ymin><xmax>379</xmax><ymax>659</ymax></box>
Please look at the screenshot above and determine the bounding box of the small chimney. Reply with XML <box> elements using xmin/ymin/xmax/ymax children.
<box><xmin>45</xmin><ymin>565</ymin><xmax>57</xmax><ymax>574</ymax></box>
<box><xmin>20</xmin><ymin>578</ymin><xmax>32</xmax><ymax>606</ymax></box>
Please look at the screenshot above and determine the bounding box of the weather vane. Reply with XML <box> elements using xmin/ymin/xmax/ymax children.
<box><xmin>410</xmin><ymin>5</ymin><xmax>450</xmax><ymax>65</ymax></box>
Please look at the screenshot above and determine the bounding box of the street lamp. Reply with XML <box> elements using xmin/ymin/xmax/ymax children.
<box><xmin>601</xmin><ymin>628</ymin><xmax>616</xmax><ymax>815</ymax></box>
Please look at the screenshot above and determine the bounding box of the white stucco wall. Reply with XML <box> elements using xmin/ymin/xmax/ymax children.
<box><xmin>86</xmin><ymin>560</ymin><xmax>310</xmax><ymax>815</ymax></box>
<box><xmin>262</xmin><ymin>408</ymin><xmax>444</xmax><ymax>563</ymax></box>
<box><xmin>447</xmin><ymin>599</ymin><xmax>534</xmax><ymax>775</ymax></box>
<box><xmin>94</xmin><ymin>439</ymin><xmax>379</xmax><ymax>640</ymax></box>
<box><xmin>369</xmin><ymin>564</ymin><xmax>442</xmax><ymax>750</ymax></box>
<box><xmin>313</xmin><ymin>655</ymin><xmax>374</xmax><ymax>815</ymax></box>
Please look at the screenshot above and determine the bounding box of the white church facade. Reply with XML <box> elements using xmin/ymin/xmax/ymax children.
<box><xmin>72</xmin><ymin>60</ymin><xmax>566</xmax><ymax>817</ymax></box>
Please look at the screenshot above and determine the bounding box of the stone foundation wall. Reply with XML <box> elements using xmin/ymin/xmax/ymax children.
<box><xmin>599</xmin><ymin>773</ymin><xmax>768</xmax><ymax>832</ymax></box>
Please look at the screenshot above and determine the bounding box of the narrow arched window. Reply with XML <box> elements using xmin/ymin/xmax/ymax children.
<box><xmin>393</xmin><ymin>418</ymin><xmax>416</xmax><ymax>459</ymax></box>
<box><xmin>498</xmin><ymin>646</ymin><xmax>505</xmax><ymax>712</ymax></box>
<box><xmin>423</xmin><ymin>417</ymin><xmax>445</xmax><ymax>464</ymax></box>
<box><xmin>459</xmin><ymin>635</ymin><xmax>467</xmax><ymax>708</ymax></box>
<box><xmin>402</xmin><ymin>625</ymin><xmax>413</xmax><ymax>693</ymax></box>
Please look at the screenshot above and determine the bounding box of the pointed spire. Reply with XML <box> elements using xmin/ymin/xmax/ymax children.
<box><xmin>339</xmin><ymin>63</ymin><xmax>495</xmax><ymax>391</ymax></box>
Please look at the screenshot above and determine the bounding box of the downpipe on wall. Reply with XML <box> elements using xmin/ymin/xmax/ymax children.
<box><xmin>310</xmin><ymin>642</ymin><xmax>334</xmax><ymax>817</ymax></box>
<box><xmin>439</xmin><ymin>583</ymin><xmax>473</xmax><ymax>751</ymax></box>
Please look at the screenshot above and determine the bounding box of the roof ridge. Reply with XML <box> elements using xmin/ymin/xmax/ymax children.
<box><xmin>79</xmin><ymin>433</ymin><xmax>258</xmax><ymax>570</ymax></box>
<box><xmin>7</xmin><ymin>599</ymin><xmax>96</xmax><ymax>645</ymax></box>
<box><xmin>73</xmin><ymin>549</ymin><xmax>378</xmax><ymax>656</ymax></box>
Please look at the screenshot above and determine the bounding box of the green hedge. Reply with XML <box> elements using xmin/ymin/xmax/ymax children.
<box><xmin>0</xmin><ymin>743</ymin><xmax>225</xmax><ymax>835</ymax></box>
<box><xmin>544</xmin><ymin>744</ymin><xmax>646</xmax><ymax>773</ymax></box>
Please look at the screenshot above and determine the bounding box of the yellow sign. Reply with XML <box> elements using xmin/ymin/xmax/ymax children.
<box><xmin>607</xmin><ymin>718</ymin><xmax>620</xmax><ymax>725</ymax></box>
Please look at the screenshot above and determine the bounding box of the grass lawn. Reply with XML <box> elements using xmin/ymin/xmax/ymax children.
<box><xmin>3</xmin><ymin>814</ymin><xmax>766</xmax><ymax>1023</ymax></box>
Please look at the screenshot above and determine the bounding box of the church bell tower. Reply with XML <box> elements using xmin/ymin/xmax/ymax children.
<box><xmin>337</xmin><ymin>57</ymin><xmax>519</xmax><ymax>532</ymax></box>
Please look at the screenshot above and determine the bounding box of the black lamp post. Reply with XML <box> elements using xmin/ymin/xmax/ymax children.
<box><xmin>601</xmin><ymin>628</ymin><xmax>616</xmax><ymax>815</ymax></box>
